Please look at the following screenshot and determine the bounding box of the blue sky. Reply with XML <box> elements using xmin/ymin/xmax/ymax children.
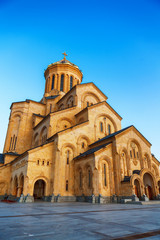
<box><xmin>0</xmin><ymin>0</ymin><xmax>160</xmax><ymax>159</ymax></box>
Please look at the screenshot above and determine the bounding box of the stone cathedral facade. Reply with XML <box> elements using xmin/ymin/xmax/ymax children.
<box><xmin>0</xmin><ymin>55</ymin><xmax>160</xmax><ymax>203</ymax></box>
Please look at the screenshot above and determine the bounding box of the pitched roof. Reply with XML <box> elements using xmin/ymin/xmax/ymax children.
<box><xmin>45</xmin><ymin>95</ymin><xmax>59</xmax><ymax>100</ymax></box>
<box><xmin>74</xmin><ymin>142</ymin><xmax>111</xmax><ymax>160</ymax></box>
<box><xmin>90</xmin><ymin>126</ymin><xmax>132</xmax><ymax>146</ymax></box>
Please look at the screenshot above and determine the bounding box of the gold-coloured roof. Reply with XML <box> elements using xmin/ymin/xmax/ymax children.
<box><xmin>47</xmin><ymin>58</ymin><xmax>80</xmax><ymax>71</ymax></box>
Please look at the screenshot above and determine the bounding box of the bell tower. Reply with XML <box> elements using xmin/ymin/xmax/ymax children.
<box><xmin>44</xmin><ymin>53</ymin><xmax>83</xmax><ymax>97</ymax></box>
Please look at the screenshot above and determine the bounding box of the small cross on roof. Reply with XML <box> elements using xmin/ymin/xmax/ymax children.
<box><xmin>62</xmin><ymin>52</ymin><xmax>67</xmax><ymax>60</ymax></box>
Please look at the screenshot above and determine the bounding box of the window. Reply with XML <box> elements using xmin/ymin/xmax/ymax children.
<box><xmin>100</xmin><ymin>122</ymin><xmax>103</xmax><ymax>132</ymax></box>
<box><xmin>66</xmin><ymin>180</ymin><xmax>68</xmax><ymax>191</ymax></box>
<box><xmin>42</xmin><ymin>161</ymin><xmax>44</xmax><ymax>165</ymax></box>
<box><xmin>82</xmin><ymin>142</ymin><xmax>85</xmax><ymax>149</ymax></box>
<box><xmin>51</xmin><ymin>75</ymin><xmax>55</xmax><ymax>90</ymax></box>
<box><xmin>87</xmin><ymin>102</ymin><xmax>89</xmax><ymax>107</ymax></box>
<box><xmin>130</xmin><ymin>150</ymin><xmax>132</xmax><ymax>158</ymax></box>
<box><xmin>37</xmin><ymin>160</ymin><xmax>39</xmax><ymax>165</ymax></box>
<box><xmin>60</xmin><ymin>74</ymin><xmax>64</xmax><ymax>91</ymax></box>
<box><xmin>11</xmin><ymin>135</ymin><xmax>15</xmax><ymax>150</ymax></box>
<box><xmin>47</xmin><ymin>161</ymin><xmax>49</xmax><ymax>166</ymax></box>
<box><xmin>70</xmin><ymin>76</ymin><xmax>73</xmax><ymax>89</ymax></box>
<box><xmin>14</xmin><ymin>137</ymin><xmax>17</xmax><ymax>150</ymax></box>
<box><xmin>108</xmin><ymin>124</ymin><xmax>111</xmax><ymax>135</ymax></box>
<box><xmin>79</xmin><ymin>171</ymin><xmax>82</xmax><ymax>188</ymax></box>
<box><xmin>88</xmin><ymin>170</ymin><xmax>91</xmax><ymax>187</ymax></box>
<box><xmin>104</xmin><ymin>164</ymin><xmax>107</xmax><ymax>186</ymax></box>
<box><xmin>50</xmin><ymin>104</ymin><xmax>52</xmax><ymax>113</ymax></box>
<box><xmin>67</xmin><ymin>150</ymin><xmax>69</xmax><ymax>164</ymax></box>
<box><xmin>137</xmin><ymin>152</ymin><xmax>139</xmax><ymax>159</ymax></box>
<box><xmin>9</xmin><ymin>137</ymin><xmax>12</xmax><ymax>151</ymax></box>
<box><xmin>133</xmin><ymin>149</ymin><xmax>136</xmax><ymax>158</ymax></box>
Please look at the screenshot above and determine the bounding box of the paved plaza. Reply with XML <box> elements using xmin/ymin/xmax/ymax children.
<box><xmin>0</xmin><ymin>202</ymin><xmax>160</xmax><ymax>239</ymax></box>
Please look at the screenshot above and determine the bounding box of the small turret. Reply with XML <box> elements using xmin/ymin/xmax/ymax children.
<box><xmin>44</xmin><ymin>53</ymin><xmax>83</xmax><ymax>97</ymax></box>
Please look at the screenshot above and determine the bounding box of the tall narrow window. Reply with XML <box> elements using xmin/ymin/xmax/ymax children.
<box><xmin>80</xmin><ymin>171</ymin><xmax>82</xmax><ymax>188</ymax></box>
<box><xmin>14</xmin><ymin>137</ymin><xmax>17</xmax><ymax>150</ymax></box>
<box><xmin>104</xmin><ymin>164</ymin><xmax>107</xmax><ymax>186</ymax></box>
<box><xmin>50</xmin><ymin>104</ymin><xmax>52</xmax><ymax>113</ymax></box>
<box><xmin>130</xmin><ymin>150</ymin><xmax>132</xmax><ymax>158</ymax></box>
<box><xmin>66</xmin><ymin>180</ymin><xmax>68</xmax><ymax>191</ymax></box>
<box><xmin>88</xmin><ymin>170</ymin><xmax>91</xmax><ymax>187</ymax></box>
<box><xmin>70</xmin><ymin>76</ymin><xmax>73</xmax><ymax>89</ymax></box>
<box><xmin>9</xmin><ymin>137</ymin><xmax>12</xmax><ymax>151</ymax></box>
<box><xmin>60</xmin><ymin>74</ymin><xmax>64</xmax><ymax>91</ymax></box>
<box><xmin>87</xmin><ymin>102</ymin><xmax>89</xmax><ymax>107</ymax></box>
<box><xmin>137</xmin><ymin>152</ymin><xmax>139</xmax><ymax>159</ymax></box>
<box><xmin>67</xmin><ymin>150</ymin><xmax>69</xmax><ymax>164</ymax></box>
<box><xmin>133</xmin><ymin>149</ymin><xmax>136</xmax><ymax>158</ymax></box>
<box><xmin>51</xmin><ymin>75</ymin><xmax>55</xmax><ymax>90</ymax></box>
<box><xmin>82</xmin><ymin>142</ymin><xmax>85</xmax><ymax>149</ymax></box>
<box><xmin>100</xmin><ymin>122</ymin><xmax>103</xmax><ymax>132</ymax></box>
<box><xmin>108</xmin><ymin>124</ymin><xmax>111</xmax><ymax>135</ymax></box>
<box><xmin>11</xmin><ymin>135</ymin><xmax>15</xmax><ymax>151</ymax></box>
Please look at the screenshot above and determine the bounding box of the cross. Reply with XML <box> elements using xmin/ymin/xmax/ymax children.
<box><xmin>62</xmin><ymin>52</ymin><xmax>68</xmax><ymax>60</ymax></box>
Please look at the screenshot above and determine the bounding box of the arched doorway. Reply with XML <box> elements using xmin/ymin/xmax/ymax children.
<box><xmin>33</xmin><ymin>180</ymin><xmax>46</xmax><ymax>200</ymax></box>
<box><xmin>158</xmin><ymin>181</ymin><xmax>160</xmax><ymax>194</ymax></box>
<box><xmin>143</xmin><ymin>173</ymin><xmax>155</xmax><ymax>200</ymax></box>
<box><xmin>134</xmin><ymin>179</ymin><xmax>141</xmax><ymax>199</ymax></box>
<box><xmin>19</xmin><ymin>175</ymin><xmax>24</xmax><ymax>196</ymax></box>
<box><xmin>13</xmin><ymin>177</ymin><xmax>18</xmax><ymax>197</ymax></box>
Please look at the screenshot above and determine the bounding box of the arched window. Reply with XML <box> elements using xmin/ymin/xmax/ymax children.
<box><xmin>66</xmin><ymin>180</ymin><xmax>68</xmax><ymax>191</ymax></box>
<box><xmin>37</xmin><ymin>160</ymin><xmax>39</xmax><ymax>165</ymax></box>
<box><xmin>133</xmin><ymin>149</ymin><xmax>136</xmax><ymax>158</ymax></box>
<box><xmin>104</xmin><ymin>164</ymin><xmax>107</xmax><ymax>186</ymax></box>
<box><xmin>82</xmin><ymin>142</ymin><xmax>85</xmax><ymax>149</ymax></box>
<box><xmin>60</xmin><ymin>74</ymin><xmax>64</xmax><ymax>91</ymax></box>
<box><xmin>11</xmin><ymin>135</ymin><xmax>15</xmax><ymax>151</ymax></box>
<box><xmin>51</xmin><ymin>75</ymin><xmax>55</xmax><ymax>90</ymax></box>
<box><xmin>67</xmin><ymin>150</ymin><xmax>69</xmax><ymax>164</ymax></box>
<box><xmin>50</xmin><ymin>104</ymin><xmax>52</xmax><ymax>113</ymax></box>
<box><xmin>9</xmin><ymin>137</ymin><xmax>12</xmax><ymax>151</ymax></box>
<box><xmin>108</xmin><ymin>124</ymin><xmax>111</xmax><ymax>135</ymax></box>
<box><xmin>70</xmin><ymin>76</ymin><xmax>73</xmax><ymax>89</ymax></box>
<box><xmin>79</xmin><ymin>171</ymin><xmax>82</xmax><ymax>188</ymax></box>
<box><xmin>137</xmin><ymin>151</ymin><xmax>139</xmax><ymax>159</ymax></box>
<box><xmin>14</xmin><ymin>137</ymin><xmax>17</xmax><ymax>150</ymax></box>
<box><xmin>100</xmin><ymin>122</ymin><xmax>103</xmax><ymax>132</ymax></box>
<box><xmin>42</xmin><ymin>161</ymin><xmax>44</xmax><ymax>165</ymax></box>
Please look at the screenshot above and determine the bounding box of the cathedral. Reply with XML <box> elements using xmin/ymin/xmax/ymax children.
<box><xmin>0</xmin><ymin>54</ymin><xmax>160</xmax><ymax>203</ymax></box>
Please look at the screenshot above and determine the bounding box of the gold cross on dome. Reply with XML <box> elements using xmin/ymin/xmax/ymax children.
<box><xmin>62</xmin><ymin>52</ymin><xmax>67</xmax><ymax>60</ymax></box>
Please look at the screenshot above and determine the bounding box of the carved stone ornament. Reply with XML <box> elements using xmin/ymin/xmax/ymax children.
<box><xmin>133</xmin><ymin>159</ymin><xmax>138</xmax><ymax>166</ymax></box>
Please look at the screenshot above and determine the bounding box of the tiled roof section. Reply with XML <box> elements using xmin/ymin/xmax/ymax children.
<box><xmin>74</xmin><ymin>142</ymin><xmax>111</xmax><ymax>160</ymax></box>
<box><xmin>90</xmin><ymin>126</ymin><xmax>133</xmax><ymax>146</ymax></box>
<box><xmin>0</xmin><ymin>154</ymin><xmax>4</xmax><ymax>164</ymax></box>
<box><xmin>121</xmin><ymin>176</ymin><xmax>131</xmax><ymax>183</ymax></box>
<box><xmin>4</xmin><ymin>152</ymin><xmax>20</xmax><ymax>156</ymax></box>
<box><xmin>45</xmin><ymin>95</ymin><xmax>59</xmax><ymax>100</ymax></box>
<box><xmin>33</xmin><ymin>114</ymin><xmax>45</xmax><ymax>118</ymax></box>
<box><xmin>133</xmin><ymin>170</ymin><xmax>141</xmax><ymax>175</ymax></box>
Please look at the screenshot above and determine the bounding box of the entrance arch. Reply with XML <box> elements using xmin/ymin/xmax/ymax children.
<box><xmin>13</xmin><ymin>176</ymin><xmax>18</xmax><ymax>197</ymax></box>
<box><xmin>158</xmin><ymin>181</ymin><xmax>160</xmax><ymax>194</ymax></box>
<box><xmin>134</xmin><ymin>179</ymin><xmax>141</xmax><ymax>199</ymax></box>
<box><xmin>143</xmin><ymin>173</ymin><xmax>155</xmax><ymax>200</ymax></box>
<box><xmin>33</xmin><ymin>179</ymin><xmax>46</xmax><ymax>200</ymax></box>
<box><xmin>19</xmin><ymin>175</ymin><xmax>24</xmax><ymax>196</ymax></box>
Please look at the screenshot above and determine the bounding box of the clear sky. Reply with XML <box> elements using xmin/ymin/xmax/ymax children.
<box><xmin>0</xmin><ymin>0</ymin><xmax>160</xmax><ymax>160</ymax></box>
